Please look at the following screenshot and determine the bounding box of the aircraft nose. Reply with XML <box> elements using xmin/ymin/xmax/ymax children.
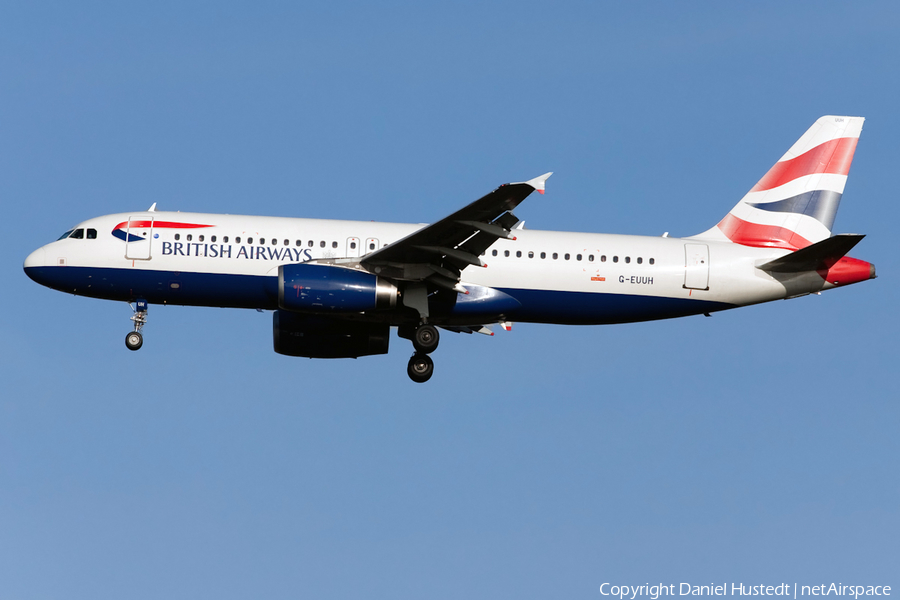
<box><xmin>24</xmin><ymin>247</ymin><xmax>46</xmax><ymax>275</ymax></box>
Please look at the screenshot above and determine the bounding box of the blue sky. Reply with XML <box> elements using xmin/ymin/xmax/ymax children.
<box><xmin>2</xmin><ymin>2</ymin><xmax>897</xmax><ymax>598</ymax></box>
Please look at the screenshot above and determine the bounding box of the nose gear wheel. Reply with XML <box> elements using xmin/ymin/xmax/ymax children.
<box><xmin>127</xmin><ymin>300</ymin><xmax>148</xmax><ymax>351</ymax></box>
<box><xmin>125</xmin><ymin>331</ymin><xmax>143</xmax><ymax>351</ymax></box>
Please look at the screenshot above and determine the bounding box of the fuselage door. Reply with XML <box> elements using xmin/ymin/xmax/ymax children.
<box><xmin>125</xmin><ymin>216</ymin><xmax>154</xmax><ymax>261</ymax></box>
<box><xmin>346</xmin><ymin>237</ymin><xmax>360</xmax><ymax>258</ymax></box>
<box><xmin>684</xmin><ymin>243</ymin><xmax>709</xmax><ymax>290</ymax></box>
<box><xmin>364</xmin><ymin>238</ymin><xmax>379</xmax><ymax>255</ymax></box>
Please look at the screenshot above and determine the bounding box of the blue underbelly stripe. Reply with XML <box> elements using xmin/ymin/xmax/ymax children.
<box><xmin>24</xmin><ymin>266</ymin><xmax>734</xmax><ymax>324</ymax></box>
<box><xmin>25</xmin><ymin>265</ymin><xmax>278</xmax><ymax>309</ymax></box>
<box><xmin>496</xmin><ymin>287</ymin><xmax>732</xmax><ymax>324</ymax></box>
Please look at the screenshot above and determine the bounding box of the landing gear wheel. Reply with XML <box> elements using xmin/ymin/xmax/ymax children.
<box><xmin>407</xmin><ymin>353</ymin><xmax>434</xmax><ymax>383</ymax></box>
<box><xmin>413</xmin><ymin>324</ymin><xmax>439</xmax><ymax>354</ymax></box>
<box><xmin>125</xmin><ymin>331</ymin><xmax>143</xmax><ymax>351</ymax></box>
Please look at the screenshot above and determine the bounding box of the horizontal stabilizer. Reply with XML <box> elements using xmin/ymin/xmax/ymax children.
<box><xmin>757</xmin><ymin>234</ymin><xmax>865</xmax><ymax>273</ymax></box>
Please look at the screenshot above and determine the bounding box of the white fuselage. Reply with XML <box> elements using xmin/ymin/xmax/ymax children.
<box><xmin>24</xmin><ymin>210</ymin><xmax>839</xmax><ymax>326</ymax></box>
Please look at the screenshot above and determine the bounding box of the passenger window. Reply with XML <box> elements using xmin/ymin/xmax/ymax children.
<box><xmin>86</xmin><ymin>229</ymin><xmax>97</xmax><ymax>239</ymax></box>
<box><xmin>283</xmin><ymin>239</ymin><xmax>288</xmax><ymax>246</ymax></box>
<box><xmin>492</xmin><ymin>249</ymin><xmax>498</xmax><ymax>256</ymax></box>
<box><xmin>223</xmin><ymin>236</ymin><xmax>229</xmax><ymax>243</ymax></box>
<box><xmin>601</xmin><ymin>255</ymin><xmax>606</xmax><ymax>262</ymax></box>
<box><xmin>588</xmin><ymin>254</ymin><xmax>594</xmax><ymax>262</ymax></box>
<box><xmin>504</xmin><ymin>250</ymin><xmax>510</xmax><ymax>257</ymax></box>
<box><xmin>516</xmin><ymin>251</ymin><xmax>522</xmax><ymax>258</ymax></box>
<box><xmin>540</xmin><ymin>252</ymin><xmax>546</xmax><ymax>259</ymax></box>
<box><xmin>565</xmin><ymin>253</ymin><xmax>570</xmax><ymax>260</ymax></box>
<box><xmin>613</xmin><ymin>256</ymin><xmax>618</xmax><ymax>263</ymax></box>
<box><xmin>332</xmin><ymin>241</ymin><xmax>338</xmax><ymax>248</ymax></box>
<box><xmin>273</xmin><ymin>239</ymin><xmax>278</xmax><ymax>245</ymax></box>
<box><xmin>174</xmin><ymin>233</ymin><xmax>180</xmax><ymax>241</ymax></box>
<box><xmin>248</xmin><ymin>237</ymin><xmax>253</xmax><ymax>244</ymax></box>
<box><xmin>351</xmin><ymin>242</ymin><xmax>357</xmax><ymax>249</ymax></box>
<box><xmin>236</xmin><ymin>237</ymin><xmax>241</xmax><ymax>243</ymax></box>
<box><xmin>320</xmin><ymin>241</ymin><xmax>326</xmax><ymax>248</ymax></box>
<box><xmin>198</xmin><ymin>235</ymin><xmax>204</xmax><ymax>242</ymax></box>
<box><xmin>552</xmin><ymin>253</ymin><xmax>558</xmax><ymax>260</ymax></box>
<box><xmin>649</xmin><ymin>258</ymin><xmax>655</xmax><ymax>265</ymax></box>
<box><xmin>528</xmin><ymin>251</ymin><xmax>534</xmax><ymax>258</ymax></box>
<box><xmin>625</xmin><ymin>256</ymin><xmax>631</xmax><ymax>264</ymax></box>
<box><xmin>187</xmin><ymin>234</ymin><xmax>192</xmax><ymax>241</ymax></box>
<box><xmin>637</xmin><ymin>257</ymin><xmax>642</xmax><ymax>264</ymax></box>
<box><xmin>576</xmin><ymin>254</ymin><xmax>582</xmax><ymax>261</ymax></box>
<box><xmin>296</xmin><ymin>240</ymin><xmax>301</xmax><ymax>246</ymax></box>
<box><xmin>369</xmin><ymin>243</ymin><xmax>375</xmax><ymax>250</ymax></box>
<box><xmin>308</xmin><ymin>240</ymin><xmax>314</xmax><ymax>247</ymax></box>
<box><xmin>211</xmin><ymin>235</ymin><xmax>217</xmax><ymax>243</ymax></box>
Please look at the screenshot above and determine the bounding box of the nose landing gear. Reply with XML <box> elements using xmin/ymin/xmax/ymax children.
<box><xmin>126</xmin><ymin>299</ymin><xmax>148</xmax><ymax>351</ymax></box>
<box><xmin>404</xmin><ymin>324</ymin><xmax>439</xmax><ymax>383</ymax></box>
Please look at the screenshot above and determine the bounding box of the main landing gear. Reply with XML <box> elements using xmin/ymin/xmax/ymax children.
<box><xmin>126</xmin><ymin>299</ymin><xmax>148</xmax><ymax>351</ymax></box>
<box><xmin>403</xmin><ymin>324</ymin><xmax>439</xmax><ymax>383</ymax></box>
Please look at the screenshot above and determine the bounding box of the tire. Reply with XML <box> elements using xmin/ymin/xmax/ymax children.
<box><xmin>412</xmin><ymin>325</ymin><xmax>439</xmax><ymax>354</ymax></box>
<box><xmin>125</xmin><ymin>331</ymin><xmax>143</xmax><ymax>351</ymax></box>
<box><xmin>407</xmin><ymin>353</ymin><xmax>434</xmax><ymax>383</ymax></box>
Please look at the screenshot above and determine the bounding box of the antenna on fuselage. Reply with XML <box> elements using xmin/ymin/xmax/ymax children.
<box><xmin>148</xmin><ymin>203</ymin><xmax>157</xmax><ymax>212</ymax></box>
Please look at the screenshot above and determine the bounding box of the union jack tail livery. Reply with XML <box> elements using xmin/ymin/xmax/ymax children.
<box><xmin>696</xmin><ymin>115</ymin><xmax>864</xmax><ymax>250</ymax></box>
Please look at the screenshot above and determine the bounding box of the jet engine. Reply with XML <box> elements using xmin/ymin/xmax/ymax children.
<box><xmin>273</xmin><ymin>310</ymin><xmax>390</xmax><ymax>358</ymax></box>
<box><xmin>278</xmin><ymin>263</ymin><xmax>398</xmax><ymax>313</ymax></box>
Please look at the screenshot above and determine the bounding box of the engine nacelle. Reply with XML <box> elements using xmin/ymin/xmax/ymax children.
<box><xmin>273</xmin><ymin>310</ymin><xmax>390</xmax><ymax>358</ymax></box>
<box><xmin>278</xmin><ymin>263</ymin><xmax>398</xmax><ymax>313</ymax></box>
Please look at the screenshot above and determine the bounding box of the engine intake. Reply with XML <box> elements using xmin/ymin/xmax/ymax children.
<box><xmin>278</xmin><ymin>263</ymin><xmax>398</xmax><ymax>313</ymax></box>
<box><xmin>273</xmin><ymin>311</ymin><xmax>390</xmax><ymax>358</ymax></box>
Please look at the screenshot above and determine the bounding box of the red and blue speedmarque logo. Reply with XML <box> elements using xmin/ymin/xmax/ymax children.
<box><xmin>111</xmin><ymin>220</ymin><xmax>213</xmax><ymax>242</ymax></box>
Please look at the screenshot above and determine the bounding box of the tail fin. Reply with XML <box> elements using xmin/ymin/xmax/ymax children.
<box><xmin>693</xmin><ymin>115</ymin><xmax>864</xmax><ymax>250</ymax></box>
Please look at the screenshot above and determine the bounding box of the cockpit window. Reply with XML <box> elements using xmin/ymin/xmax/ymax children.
<box><xmin>57</xmin><ymin>229</ymin><xmax>74</xmax><ymax>240</ymax></box>
<box><xmin>69</xmin><ymin>229</ymin><xmax>84</xmax><ymax>239</ymax></box>
<box><xmin>86</xmin><ymin>228</ymin><xmax>97</xmax><ymax>239</ymax></box>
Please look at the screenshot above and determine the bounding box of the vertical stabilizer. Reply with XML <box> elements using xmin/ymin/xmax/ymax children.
<box><xmin>693</xmin><ymin>116</ymin><xmax>864</xmax><ymax>249</ymax></box>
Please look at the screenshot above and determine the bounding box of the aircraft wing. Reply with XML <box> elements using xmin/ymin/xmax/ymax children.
<box><xmin>361</xmin><ymin>173</ymin><xmax>551</xmax><ymax>291</ymax></box>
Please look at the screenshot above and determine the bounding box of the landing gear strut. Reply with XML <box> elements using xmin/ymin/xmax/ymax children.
<box><xmin>126</xmin><ymin>299</ymin><xmax>148</xmax><ymax>351</ymax></box>
<box><xmin>404</xmin><ymin>324</ymin><xmax>439</xmax><ymax>383</ymax></box>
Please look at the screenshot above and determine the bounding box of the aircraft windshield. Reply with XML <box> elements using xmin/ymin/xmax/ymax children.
<box><xmin>57</xmin><ymin>229</ymin><xmax>74</xmax><ymax>240</ymax></box>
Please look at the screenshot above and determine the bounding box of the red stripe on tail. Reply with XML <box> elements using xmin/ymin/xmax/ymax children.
<box><xmin>750</xmin><ymin>137</ymin><xmax>858</xmax><ymax>192</ymax></box>
<box><xmin>717</xmin><ymin>213</ymin><xmax>812</xmax><ymax>250</ymax></box>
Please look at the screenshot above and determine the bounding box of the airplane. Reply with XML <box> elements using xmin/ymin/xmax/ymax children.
<box><xmin>24</xmin><ymin>115</ymin><xmax>875</xmax><ymax>383</ymax></box>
